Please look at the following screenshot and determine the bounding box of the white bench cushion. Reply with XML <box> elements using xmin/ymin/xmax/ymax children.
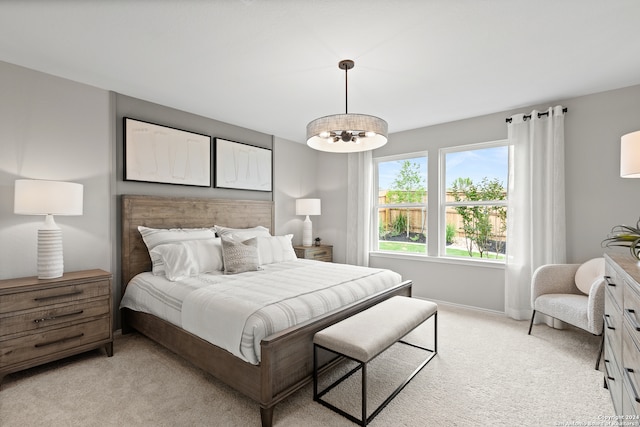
<box><xmin>314</xmin><ymin>296</ymin><xmax>437</xmax><ymax>362</ymax></box>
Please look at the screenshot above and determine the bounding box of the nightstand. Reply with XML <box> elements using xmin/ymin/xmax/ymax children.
<box><xmin>0</xmin><ymin>269</ymin><xmax>113</xmax><ymax>385</ymax></box>
<box><xmin>293</xmin><ymin>245</ymin><xmax>333</xmax><ymax>262</ymax></box>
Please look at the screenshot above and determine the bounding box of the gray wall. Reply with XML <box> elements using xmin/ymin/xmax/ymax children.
<box><xmin>318</xmin><ymin>84</ymin><xmax>640</xmax><ymax>312</ymax></box>
<box><xmin>3</xmin><ymin>57</ymin><xmax>640</xmax><ymax>316</ymax></box>
<box><xmin>0</xmin><ymin>61</ymin><xmax>112</xmax><ymax>281</ymax></box>
<box><xmin>0</xmin><ymin>62</ymin><xmax>321</xmax><ymax>330</ymax></box>
<box><xmin>272</xmin><ymin>136</ymin><xmax>321</xmax><ymax>244</ymax></box>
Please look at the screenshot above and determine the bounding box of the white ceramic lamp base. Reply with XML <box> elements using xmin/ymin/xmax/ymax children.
<box><xmin>302</xmin><ymin>215</ymin><xmax>313</xmax><ymax>246</ymax></box>
<box><xmin>37</xmin><ymin>215</ymin><xmax>64</xmax><ymax>279</ymax></box>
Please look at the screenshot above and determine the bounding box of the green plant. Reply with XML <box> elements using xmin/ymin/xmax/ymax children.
<box><xmin>392</xmin><ymin>214</ymin><xmax>407</xmax><ymax>236</ymax></box>
<box><xmin>378</xmin><ymin>218</ymin><xmax>389</xmax><ymax>239</ymax></box>
<box><xmin>446</xmin><ymin>223</ymin><xmax>456</xmax><ymax>245</ymax></box>
<box><xmin>602</xmin><ymin>218</ymin><xmax>640</xmax><ymax>260</ymax></box>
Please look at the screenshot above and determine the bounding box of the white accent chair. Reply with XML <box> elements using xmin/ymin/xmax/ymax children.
<box><xmin>527</xmin><ymin>258</ymin><xmax>606</xmax><ymax>369</ymax></box>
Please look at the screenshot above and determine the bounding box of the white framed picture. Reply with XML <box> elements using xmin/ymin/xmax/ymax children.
<box><xmin>215</xmin><ymin>138</ymin><xmax>272</xmax><ymax>191</ymax></box>
<box><xmin>124</xmin><ymin>117</ymin><xmax>211</xmax><ymax>187</ymax></box>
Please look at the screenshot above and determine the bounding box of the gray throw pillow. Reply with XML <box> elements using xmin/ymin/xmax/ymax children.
<box><xmin>221</xmin><ymin>236</ymin><xmax>260</xmax><ymax>274</ymax></box>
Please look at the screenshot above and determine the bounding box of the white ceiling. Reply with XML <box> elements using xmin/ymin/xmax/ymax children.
<box><xmin>1</xmin><ymin>1</ymin><xmax>639</xmax><ymax>144</ymax></box>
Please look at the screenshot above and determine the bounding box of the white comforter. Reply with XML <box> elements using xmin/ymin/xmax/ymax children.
<box><xmin>120</xmin><ymin>259</ymin><xmax>402</xmax><ymax>364</ymax></box>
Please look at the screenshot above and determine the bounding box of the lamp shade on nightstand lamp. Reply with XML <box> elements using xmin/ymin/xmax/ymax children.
<box><xmin>621</xmin><ymin>131</ymin><xmax>640</xmax><ymax>178</ymax></box>
<box><xmin>14</xmin><ymin>179</ymin><xmax>83</xmax><ymax>279</ymax></box>
<box><xmin>296</xmin><ymin>198</ymin><xmax>321</xmax><ymax>246</ymax></box>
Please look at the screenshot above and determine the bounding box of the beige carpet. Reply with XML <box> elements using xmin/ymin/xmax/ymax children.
<box><xmin>0</xmin><ymin>304</ymin><xmax>613</xmax><ymax>426</ymax></box>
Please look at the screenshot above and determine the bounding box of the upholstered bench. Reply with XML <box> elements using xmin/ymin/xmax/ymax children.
<box><xmin>313</xmin><ymin>296</ymin><xmax>438</xmax><ymax>426</ymax></box>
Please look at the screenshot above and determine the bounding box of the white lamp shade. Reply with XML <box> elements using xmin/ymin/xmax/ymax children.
<box><xmin>14</xmin><ymin>179</ymin><xmax>83</xmax><ymax>215</ymax></box>
<box><xmin>621</xmin><ymin>131</ymin><xmax>640</xmax><ymax>178</ymax></box>
<box><xmin>296</xmin><ymin>198</ymin><xmax>321</xmax><ymax>216</ymax></box>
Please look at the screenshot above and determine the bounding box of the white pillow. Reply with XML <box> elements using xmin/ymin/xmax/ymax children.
<box><xmin>221</xmin><ymin>236</ymin><xmax>261</xmax><ymax>274</ymax></box>
<box><xmin>214</xmin><ymin>225</ymin><xmax>271</xmax><ymax>241</ymax></box>
<box><xmin>575</xmin><ymin>257</ymin><xmax>605</xmax><ymax>295</ymax></box>
<box><xmin>257</xmin><ymin>234</ymin><xmax>297</xmax><ymax>265</ymax></box>
<box><xmin>150</xmin><ymin>239</ymin><xmax>224</xmax><ymax>281</ymax></box>
<box><xmin>138</xmin><ymin>226</ymin><xmax>216</xmax><ymax>275</ymax></box>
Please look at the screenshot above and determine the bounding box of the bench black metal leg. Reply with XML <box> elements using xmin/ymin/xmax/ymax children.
<box><xmin>314</xmin><ymin>311</ymin><xmax>438</xmax><ymax>426</ymax></box>
<box><xmin>361</xmin><ymin>363</ymin><xmax>367</xmax><ymax>427</ymax></box>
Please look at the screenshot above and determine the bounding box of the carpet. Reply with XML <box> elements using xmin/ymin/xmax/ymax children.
<box><xmin>0</xmin><ymin>304</ymin><xmax>613</xmax><ymax>426</ymax></box>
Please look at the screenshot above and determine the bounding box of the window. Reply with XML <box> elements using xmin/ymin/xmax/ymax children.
<box><xmin>374</xmin><ymin>153</ymin><xmax>427</xmax><ymax>254</ymax></box>
<box><xmin>442</xmin><ymin>141</ymin><xmax>509</xmax><ymax>261</ymax></box>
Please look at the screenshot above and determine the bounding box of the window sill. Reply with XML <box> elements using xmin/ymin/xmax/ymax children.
<box><xmin>369</xmin><ymin>251</ymin><xmax>506</xmax><ymax>270</ymax></box>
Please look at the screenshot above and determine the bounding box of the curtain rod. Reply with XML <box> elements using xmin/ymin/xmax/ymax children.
<box><xmin>505</xmin><ymin>107</ymin><xmax>567</xmax><ymax>123</ymax></box>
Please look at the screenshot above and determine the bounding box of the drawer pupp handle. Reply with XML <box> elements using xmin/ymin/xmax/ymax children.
<box><xmin>624</xmin><ymin>368</ymin><xmax>640</xmax><ymax>403</ymax></box>
<box><xmin>34</xmin><ymin>310</ymin><xmax>84</xmax><ymax>324</ymax></box>
<box><xmin>35</xmin><ymin>333</ymin><xmax>84</xmax><ymax>348</ymax></box>
<box><xmin>605</xmin><ymin>276</ymin><xmax>615</xmax><ymax>287</ymax></box>
<box><xmin>626</xmin><ymin>309</ymin><xmax>640</xmax><ymax>331</ymax></box>
<box><xmin>34</xmin><ymin>290</ymin><xmax>83</xmax><ymax>302</ymax></box>
<box><xmin>603</xmin><ymin>359</ymin><xmax>615</xmax><ymax>381</ymax></box>
<box><xmin>604</xmin><ymin>314</ymin><xmax>615</xmax><ymax>330</ymax></box>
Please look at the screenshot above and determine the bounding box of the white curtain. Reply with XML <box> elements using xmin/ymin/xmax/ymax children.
<box><xmin>346</xmin><ymin>151</ymin><xmax>373</xmax><ymax>266</ymax></box>
<box><xmin>505</xmin><ymin>106</ymin><xmax>566</xmax><ymax>320</ymax></box>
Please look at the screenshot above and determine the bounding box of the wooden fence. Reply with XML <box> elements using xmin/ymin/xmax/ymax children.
<box><xmin>378</xmin><ymin>191</ymin><xmax>506</xmax><ymax>240</ymax></box>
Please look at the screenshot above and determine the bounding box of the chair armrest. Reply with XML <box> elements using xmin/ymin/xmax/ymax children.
<box><xmin>531</xmin><ymin>263</ymin><xmax>581</xmax><ymax>304</ymax></box>
<box><xmin>587</xmin><ymin>278</ymin><xmax>606</xmax><ymax>335</ymax></box>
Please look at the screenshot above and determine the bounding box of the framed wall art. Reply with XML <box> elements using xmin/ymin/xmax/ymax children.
<box><xmin>124</xmin><ymin>117</ymin><xmax>212</xmax><ymax>187</ymax></box>
<box><xmin>215</xmin><ymin>138</ymin><xmax>272</xmax><ymax>191</ymax></box>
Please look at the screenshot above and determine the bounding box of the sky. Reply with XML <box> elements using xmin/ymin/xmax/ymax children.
<box><xmin>378</xmin><ymin>146</ymin><xmax>508</xmax><ymax>190</ymax></box>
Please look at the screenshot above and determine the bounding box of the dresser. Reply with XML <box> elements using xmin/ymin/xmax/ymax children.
<box><xmin>293</xmin><ymin>245</ymin><xmax>333</xmax><ymax>262</ymax></box>
<box><xmin>604</xmin><ymin>253</ymin><xmax>640</xmax><ymax>419</ymax></box>
<box><xmin>0</xmin><ymin>269</ymin><xmax>113</xmax><ymax>385</ymax></box>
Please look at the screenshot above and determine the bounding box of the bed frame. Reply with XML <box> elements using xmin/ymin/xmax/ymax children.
<box><xmin>120</xmin><ymin>195</ymin><xmax>412</xmax><ymax>426</ymax></box>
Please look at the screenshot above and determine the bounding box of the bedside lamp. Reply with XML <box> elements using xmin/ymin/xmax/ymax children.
<box><xmin>296</xmin><ymin>198</ymin><xmax>321</xmax><ymax>247</ymax></box>
<box><xmin>14</xmin><ymin>179</ymin><xmax>84</xmax><ymax>279</ymax></box>
<box><xmin>621</xmin><ymin>130</ymin><xmax>640</xmax><ymax>178</ymax></box>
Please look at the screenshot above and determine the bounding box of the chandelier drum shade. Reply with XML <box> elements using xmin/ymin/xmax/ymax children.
<box><xmin>306</xmin><ymin>59</ymin><xmax>388</xmax><ymax>153</ymax></box>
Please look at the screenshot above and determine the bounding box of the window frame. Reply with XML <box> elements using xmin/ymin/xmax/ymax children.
<box><xmin>373</xmin><ymin>151</ymin><xmax>428</xmax><ymax>255</ymax></box>
<box><xmin>439</xmin><ymin>139</ymin><xmax>510</xmax><ymax>262</ymax></box>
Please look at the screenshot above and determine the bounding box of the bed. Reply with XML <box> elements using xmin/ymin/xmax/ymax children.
<box><xmin>120</xmin><ymin>195</ymin><xmax>412</xmax><ymax>426</ymax></box>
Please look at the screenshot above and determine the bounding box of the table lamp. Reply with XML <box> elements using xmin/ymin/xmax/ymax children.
<box><xmin>295</xmin><ymin>198</ymin><xmax>321</xmax><ymax>246</ymax></box>
<box><xmin>14</xmin><ymin>179</ymin><xmax>84</xmax><ymax>279</ymax></box>
<box><xmin>621</xmin><ymin>130</ymin><xmax>640</xmax><ymax>178</ymax></box>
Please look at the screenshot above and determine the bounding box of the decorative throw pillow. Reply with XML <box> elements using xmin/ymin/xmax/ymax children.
<box><xmin>256</xmin><ymin>234</ymin><xmax>297</xmax><ymax>265</ymax></box>
<box><xmin>138</xmin><ymin>226</ymin><xmax>216</xmax><ymax>275</ymax></box>
<box><xmin>575</xmin><ymin>257</ymin><xmax>605</xmax><ymax>295</ymax></box>
<box><xmin>150</xmin><ymin>238</ymin><xmax>224</xmax><ymax>281</ymax></box>
<box><xmin>221</xmin><ymin>236</ymin><xmax>261</xmax><ymax>274</ymax></box>
<box><xmin>214</xmin><ymin>225</ymin><xmax>271</xmax><ymax>241</ymax></box>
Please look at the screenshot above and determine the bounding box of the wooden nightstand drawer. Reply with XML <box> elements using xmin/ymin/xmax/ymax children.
<box><xmin>294</xmin><ymin>245</ymin><xmax>333</xmax><ymax>262</ymax></box>
<box><xmin>0</xmin><ymin>269</ymin><xmax>113</xmax><ymax>385</ymax></box>
<box><xmin>0</xmin><ymin>279</ymin><xmax>110</xmax><ymax>314</ymax></box>
<box><xmin>0</xmin><ymin>317</ymin><xmax>110</xmax><ymax>367</ymax></box>
<box><xmin>1</xmin><ymin>299</ymin><xmax>110</xmax><ymax>337</ymax></box>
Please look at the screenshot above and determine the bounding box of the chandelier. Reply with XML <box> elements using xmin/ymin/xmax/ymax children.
<box><xmin>306</xmin><ymin>59</ymin><xmax>388</xmax><ymax>153</ymax></box>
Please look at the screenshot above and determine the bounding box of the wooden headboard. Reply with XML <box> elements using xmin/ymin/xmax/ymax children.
<box><xmin>121</xmin><ymin>195</ymin><xmax>275</xmax><ymax>291</ymax></box>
